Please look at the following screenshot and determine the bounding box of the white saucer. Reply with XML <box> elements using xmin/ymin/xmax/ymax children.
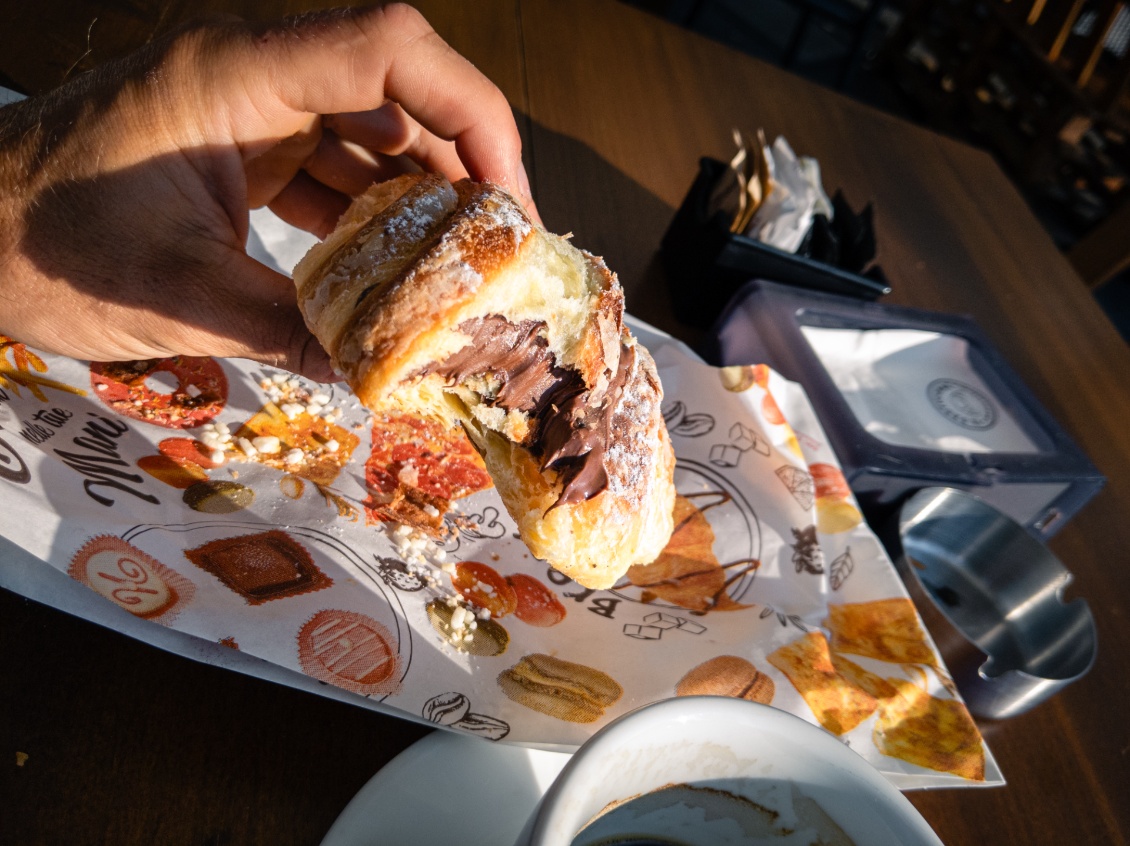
<box><xmin>320</xmin><ymin>731</ymin><xmax>571</xmax><ymax>846</ymax></box>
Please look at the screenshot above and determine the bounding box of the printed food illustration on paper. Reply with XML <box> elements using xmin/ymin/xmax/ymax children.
<box><xmin>0</xmin><ymin>344</ymin><xmax>999</xmax><ymax>785</ymax></box>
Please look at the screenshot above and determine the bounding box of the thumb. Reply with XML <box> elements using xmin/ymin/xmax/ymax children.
<box><xmin>205</xmin><ymin>252</ymin><xmax>337</xmax><ymax>384</ymax></box>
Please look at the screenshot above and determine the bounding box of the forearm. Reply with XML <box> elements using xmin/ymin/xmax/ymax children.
<box><xmin>0</xmin><ymin>99</ymin><xmax>41</xmax><ymax>346</ymax></box>
<box><xmin>0</xmin><ymin>5</ymin><xmax>532</xmax><ymax>381</ymax></box>
<box><xmin>0</xmin><ymin>65</ymin><xmax>230</xmax><ymax>361</ymax></box>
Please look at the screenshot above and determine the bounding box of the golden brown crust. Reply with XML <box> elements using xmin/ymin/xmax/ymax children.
<box><xmin>294</xmin><ymin>175</ymin><xmax>676</xmax><ymax>589</ymax></box>
<box><xmin>339</xmin><ymin>180</ymin><xmax>536</xmax><ymax>407</ymax></box>
<box><xmin>294</xmin><ymin>173</ymin><xmax>458</xmax><ymax>362</ymax></box>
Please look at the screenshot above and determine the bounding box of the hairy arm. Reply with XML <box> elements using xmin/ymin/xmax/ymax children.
<box><xmin>0</xmin><ymin>4</ymin><xmax>534</xmax><ymax>380</ymax></box>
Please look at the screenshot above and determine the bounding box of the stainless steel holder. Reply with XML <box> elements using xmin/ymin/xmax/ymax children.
<box><xmin>888</xmin><ymin>487</ymin><xmax>1097</xmax><ymax>719</ymax></box>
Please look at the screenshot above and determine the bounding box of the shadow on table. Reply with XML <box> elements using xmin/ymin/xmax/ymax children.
<box><xmin>522</xmin><ymin>117</ymin><xmax>701</xmax><ymax>348</ymax></box>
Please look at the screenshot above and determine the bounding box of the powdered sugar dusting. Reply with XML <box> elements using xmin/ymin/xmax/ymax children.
<box><xmin>605</xmin><ymin>338</ymin><xmax>664</xmax><ymax>508</ymax></box>
<box><xmin>303</xmin><ymin>177</ymin><xmax>457</xmax><ymax>327</ymax></box>
<box><xmin>468</xmin><ymin>181</ymin><xmax>533</xmax><ymax>244</ymax></box>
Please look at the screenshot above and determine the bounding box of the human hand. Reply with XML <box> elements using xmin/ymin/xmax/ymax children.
<box><xmin>0</xmin><ymin>4</ymin><xmax>536</xmax><ymax>381</ymax></box>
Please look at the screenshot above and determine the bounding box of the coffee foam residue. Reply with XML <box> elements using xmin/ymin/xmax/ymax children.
<box><xmin>572</xmin><ymin>780</ymin><xmax>856</xmax><ymax>846</ymax></box>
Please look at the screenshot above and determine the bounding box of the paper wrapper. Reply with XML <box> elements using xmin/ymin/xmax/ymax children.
<box><xmin>0</xmin><ymin>215</ymin><xmax>1000</xmax><ymax>790</ymax></box>
<box><xmin>746</xmin><ymin>135</ymin><xmax>833</xmax><ymax>253</ymax></box>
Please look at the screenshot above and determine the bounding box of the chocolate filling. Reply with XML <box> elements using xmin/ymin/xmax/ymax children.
<box><xmin>424</xmin><ymin>315</ymin><xmax>634</xmax><ymax>506</ymax></box>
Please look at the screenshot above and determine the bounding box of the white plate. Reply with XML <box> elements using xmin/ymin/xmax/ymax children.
<box><xmin>319</xmin><ymin>731</ymin><xmax>570</xmax><ymax>846</ymax></box>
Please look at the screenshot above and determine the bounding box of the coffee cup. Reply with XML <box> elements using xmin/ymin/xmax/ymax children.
<box><xmin>512</xmin><ymin>697</ymin><xmax>941</xmax><ymax>846</ymax></box>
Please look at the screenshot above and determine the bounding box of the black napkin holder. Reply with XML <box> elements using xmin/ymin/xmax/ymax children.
<box><xmin>701</xmin><ymin>280</ymin><xmax>1105</xmax><ymax>538</ymax></box>
<box><xmin>661</xmin><ymin>157</ymin><xmax>891</xmax><ymax>329</ymax></box>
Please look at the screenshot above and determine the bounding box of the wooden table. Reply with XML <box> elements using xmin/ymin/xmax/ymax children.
<box><xmin>4</xmin><ymin>1</ymin><xmax>1130</xmax><ymax>843</ymax></box>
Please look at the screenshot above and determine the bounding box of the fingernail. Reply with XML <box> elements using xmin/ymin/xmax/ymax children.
<box><xmin>516</xmin><ymin>164</ymin><xmax>542</xmax><ymax>223</ymax></box>
<box><xmin>517</xmin><ymin>163</ymin><xmax>532</xmax><ymax>202</ymax></box>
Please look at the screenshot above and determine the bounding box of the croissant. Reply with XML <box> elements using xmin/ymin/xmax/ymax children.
<box><xmin>293</xmin><ymin>173</ymin><xmax>675</xmax><ymax>589</ymax></box>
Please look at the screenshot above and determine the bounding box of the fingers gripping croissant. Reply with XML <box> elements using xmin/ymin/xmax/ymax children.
<box><xmin>293</xmin><ymin>173</ymin><xmax>675</xmax><ymax>589</ymax></box>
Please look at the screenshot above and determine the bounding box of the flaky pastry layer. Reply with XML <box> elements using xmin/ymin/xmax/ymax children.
<box><xmin>293</xmin><ymin>174</ymin><xmax>675</xmax><ymax>588</ymax></box>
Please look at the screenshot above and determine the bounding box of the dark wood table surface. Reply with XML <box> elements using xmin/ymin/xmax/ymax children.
<box><xmin>4</xmin><ymin>1</ymin><xmax>1130</xmax><ymax>843</ymax></box>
